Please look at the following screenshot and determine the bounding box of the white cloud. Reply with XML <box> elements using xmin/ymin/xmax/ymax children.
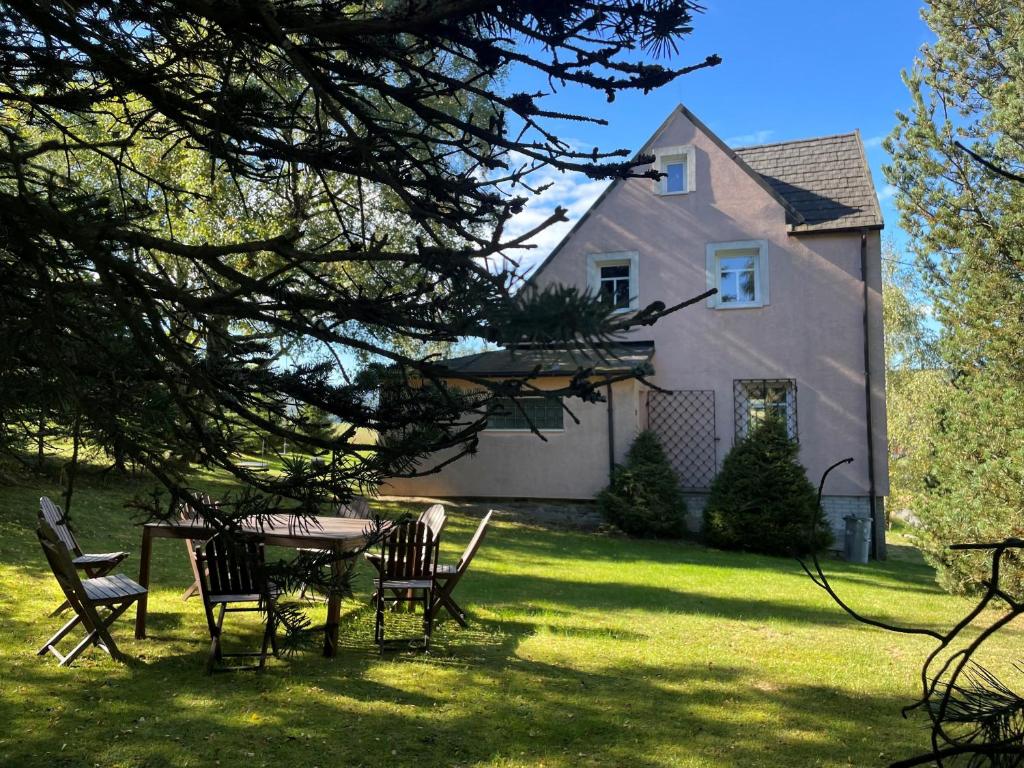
<box><xmin>500</xmin><ymin>167</ymin><xmax>611</xmax><ymax>275</ymax></box>
<box><xmin>877</xmin><ymin>184</ymin><xmax>898</xmax><ymax>202</ymax></box>
<box><xmin>724</xmin><ymin>129</ymin><xmax>775</xmax><ymax>147</ymax></box>
<box><xmin>863</xmin><ymin>135</ymin><xmax>886</xmax><ymax>149</ymax></box>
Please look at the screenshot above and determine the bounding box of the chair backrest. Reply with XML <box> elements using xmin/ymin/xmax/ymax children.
<box><xmin>195</xmin><ymin>534</ymin><xmax>267</xmax><ymax>601</ymax></box>
<box><xmin>36</xmin><ymin>514</ymin><xmax>95</xmax><ymax>621</ymax></box>
<box><xmin>417</xmin><ymin>504</ymin><xmax>447</xmax><ymax>537</ymax></box>
<box><xmin>457</xmin><ymin>511</ymin><xmax>494</xmax><ymax>572</ymax></box>
<box><xmin>179</xmin><ymin>491</ymin><xmax>217</xmax><ymax>522</ymax></box>
<box><xmin>334</xmin><ymin>497</ymin><xmax>371</xmax><ymax>519</ymax></box>
<box><xmin>39</xmin><ymin>496</ymin><xmax>80</xmax><ymax>556</ymax></box>
<box><xmin>380</xmin><ymin>521</ymin><xmax>439</xmax><ymax>582</ymax></box>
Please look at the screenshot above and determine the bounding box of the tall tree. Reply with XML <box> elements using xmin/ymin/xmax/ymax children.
<box><xmin>0</xmin><ymin>2</ymin><xmax>720</xmax><ymax>514</ymax></box>
<box><xmin>881</xmin><ymin>243</ymin><xmax>945</xmax><ymax>528</ymax></box>
<box><xmin>886</xmin><ymin>0</ymin><xmax>1024</xmax><ymax>597</ymax></box>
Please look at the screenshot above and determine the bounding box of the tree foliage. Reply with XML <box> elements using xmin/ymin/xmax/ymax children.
<box><xmin>810</xmin><ymin>7</ymin><xmax>1024</xmax><ymax>765</ymax></box>
<box><xmin>597</xmin><ymin>430</ymin><xmax>687</xmax><ymax>538</ymax></box>
<box><xmin>885</xmin><ymin>0</ymin><xmax>1024</xmax><ymax>597</ymax></box>
<box><xmin>881</xmin><ymin>244</ymin><xmax>948</xmax><ymax>526</ymax></box>
<box><xmin>0</xmin><ymin>1</ymin><xmax>719</xmax><ymax>505</ymax></box>
<box><xmin>703</xmin><ymin>419</ymin><xmax>830</xmax><ymax>556</ymax></box>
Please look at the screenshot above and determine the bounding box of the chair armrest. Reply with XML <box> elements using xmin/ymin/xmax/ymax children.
<box><xmin>73</xmin><ymin>552</ymin><xmax>129</xmax><ymax>568</ymax></box>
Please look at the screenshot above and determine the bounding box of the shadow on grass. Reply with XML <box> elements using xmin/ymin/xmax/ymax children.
<box><xmin>0</xmin><ymin>468</ymin><xmax>952</xmax><ymax>767</ymax></box>
<box><xmin>0</xmin><ymin>602</ymin><xmax>929</xmax><ymax>768</ymax></box>
<box><xmin>2</xmin><ymin>530</ymin><xmax>948</xmax><ymax>767</ymax></box>
<box><xmin>490</xmin><ymin>525</ymin><xmax>943</xmax><ymax>594</ymax></box>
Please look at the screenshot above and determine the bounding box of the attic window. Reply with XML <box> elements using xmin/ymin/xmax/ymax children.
<box><xmin>665</xmin><ymin>159</ymin><xmax>686</xmax><ymax>193</ymax></box>
<box><xmin>654</xmin><ymin>145</ymin><xmax>696</xmax><ymax>195</ymax></box>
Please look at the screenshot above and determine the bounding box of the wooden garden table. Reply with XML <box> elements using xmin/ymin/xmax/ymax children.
<box><xmin>134</xmin><ymin>514</ymin><xmax>370</xmax><ymax>657</ymax></box>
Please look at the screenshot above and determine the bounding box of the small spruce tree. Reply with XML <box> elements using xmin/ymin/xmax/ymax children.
<box><xmin>703</xmin><ymin>418</ymin><xmax>831</xmax><ymax>556</ymax></box>
<box><xmin>598</xmin><ymin>431</ymin><xmax>688</xmax><ymax>538</ymax></box>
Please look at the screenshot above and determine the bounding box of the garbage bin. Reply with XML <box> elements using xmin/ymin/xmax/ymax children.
<box><xmin>843</xmin><ymin>515</ymin><xmax>871</xmax><ymax>564</ymax></box>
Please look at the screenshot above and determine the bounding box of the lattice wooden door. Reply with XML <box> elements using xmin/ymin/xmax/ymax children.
<box><xmin>647</xmin><ymin>390</ymin><xmax>717</xmax><ymax>490</ymax></box>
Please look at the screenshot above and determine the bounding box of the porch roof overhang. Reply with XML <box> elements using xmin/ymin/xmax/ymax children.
<box><xmin>434</xmin><ymin>341</ymin><xmax>655</xmax><ymax>379</ymax></box>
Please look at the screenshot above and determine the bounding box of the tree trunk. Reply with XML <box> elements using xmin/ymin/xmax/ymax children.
<box><xmin>36</xmin><ymin>412</ymin><xmax>45</xmax><ymax>468</ymax></box>
<box><xmin>63</xmin><ymin>415</ymin><xmax>81</xmax><ymax>515</ymax></box>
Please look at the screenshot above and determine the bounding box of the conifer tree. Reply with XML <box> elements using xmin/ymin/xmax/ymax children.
<box><xmin>885</xmin><ymin>0</ymin><xmax>1024</xmax><ymax>596</ymax></box>
<box><xmin>0</xmin><ymin>2</ymin><xmax>719</xmax><ymax>508</ymax></box>
<box><xmin>597</xmin><ymin>431</ymin><xmax>688</xmax><ymax>538</ymax></box>
<box><xmin>703</xmin><ymin>419</ymin><xmax>830</xmax><ymax>556</ymax></box>
<box><xmin>0</xmin><ymin>2</ymin><xmax>719</xmax><ymax>637</ymax></box>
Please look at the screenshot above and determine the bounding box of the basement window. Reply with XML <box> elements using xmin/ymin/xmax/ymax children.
<box><xmin>487</xmin><ymin>397</ymin><xmax>564</xmax><ymax>431</ymax></box>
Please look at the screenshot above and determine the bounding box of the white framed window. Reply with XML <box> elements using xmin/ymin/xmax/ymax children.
<box><xmin>705</xmin><ymin>240</ymin><xmax>769</xmax><ymax>309</ymax></box>
<box><xmin>653</xmin><ymin>144</ymin><xmax>696</xmax><ymax>195</ymax></box>
<box><xmin>587</xmin><ymin>251</ymin><xmax>639</xmax><ymax>312</ymax></box>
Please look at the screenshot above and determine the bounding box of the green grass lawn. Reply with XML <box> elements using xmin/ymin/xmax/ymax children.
<box><xmin>0</xmin><ymin>466</ymin><xmax>1019</xmax><ymax>768</ymax></box>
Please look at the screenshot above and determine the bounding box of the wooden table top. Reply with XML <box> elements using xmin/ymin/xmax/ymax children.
<box><xmin>144</xmin><ymin>514</ymin><xmax>372</xmax><ymax>549</ymax></box>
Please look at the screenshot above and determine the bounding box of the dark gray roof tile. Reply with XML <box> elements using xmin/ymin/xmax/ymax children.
<box><xmin>734</xmin><ymin>133</ymin><xmax>883</xmax><ymax>232</ymax></box>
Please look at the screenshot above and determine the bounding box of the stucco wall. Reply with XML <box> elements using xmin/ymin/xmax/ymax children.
<box><xmin>382</xmin><ymin>377</ymin><xmax>642</xmax><ymax>499</ymax></box>
<box><xmin>382</xmin><ymin>108</ymin><xmax>888</xmax><ymax>504</ymax></box>
<box><xmin>530</xmin><ymin>110</ymin><xmax>889</xmax><ymax>498</ymax></box>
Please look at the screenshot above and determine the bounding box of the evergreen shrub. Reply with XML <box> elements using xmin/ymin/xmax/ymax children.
<box><xmin>597</xmin><ymin>430</ymin><xmax>688</xmax><ymax>538</ymax></box>
<box><xmin>703</xmin><ymin>418</ymin><xmax>831</xmax><ymax>556</ymax></box>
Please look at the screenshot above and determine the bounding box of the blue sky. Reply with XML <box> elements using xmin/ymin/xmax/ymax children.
<box><xmin>505</xmin><ymin>2</ymin><xmax>933</xmax><ymax>272</ymax></box>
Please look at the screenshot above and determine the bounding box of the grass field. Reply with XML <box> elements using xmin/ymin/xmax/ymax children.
<box><xmin>0</xmin><ymin>463</ymin><xmax>1018</xmax><ymax>768</ymax></box>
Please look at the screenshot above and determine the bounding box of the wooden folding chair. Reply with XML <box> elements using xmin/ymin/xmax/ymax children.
<box><xmin>40</xmin><ymin>496</ymin><xmax>129</xmax><ymax>616</ymax></box>
<box><xmin>195</xmin><ymin>533</ymin><xmax>278</xmax><ymax>674</ymax></box>
<box><xmin>334</xmin><ymin>497</ymin><xmax>372</xmax><ymax>519</ymax></box>
<box><xmin>178</xmin><ymin>492</ymin><xmax>217</xmax><ymax>601</ymax></box>
<box><xmin>418</xmin><ymin>503</ymin><xmax>447</xmax><ymax>537</ymax></box>
<box><xmin>367</xmin><ymin>504</ymin><xmax>446</xmax><ymax>608</ymax></box>
<box><xmin>374</xmin><ymin>521</ymin><xmax>439</xmax><ymax>653</ymax></box>
<box><xmin>36</xmin><ymin>514</ymin><xmax>146</xmax><ymax>667</ymax></box>
<box><xmin>431</xmin><ymin>511</ymin><xmax>493</xmax><ymax>628</ymax></box>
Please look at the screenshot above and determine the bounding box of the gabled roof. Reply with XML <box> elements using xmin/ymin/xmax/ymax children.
<box><xmin>673</xmin><ymin>104</ymin><xmax>807</xmax><ymax>226</ymax></box>
<box><xmin>734</xmin><ymin>132</ymin><xmax>883</xmax><ymax>233</ymax></box>
<box><xmin>527</xmin><ymin>105</ymin><xmax>882</xmax><ymax>283</ymax></box>
<box><xmin>434</xmin><ymin>341</ymin><xmax>655</xmax><ymax>378</ymax></box>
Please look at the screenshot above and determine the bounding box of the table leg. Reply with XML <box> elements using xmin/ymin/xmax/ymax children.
<box><xmin>135</xmin><ymin>527</ymin><xmax>153</xmax><ymax>639</ymax></box>
<box><xmin>323</xmin><ymin>548</ymin><xmax>341</xmax><ymax>657</ymax></box>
